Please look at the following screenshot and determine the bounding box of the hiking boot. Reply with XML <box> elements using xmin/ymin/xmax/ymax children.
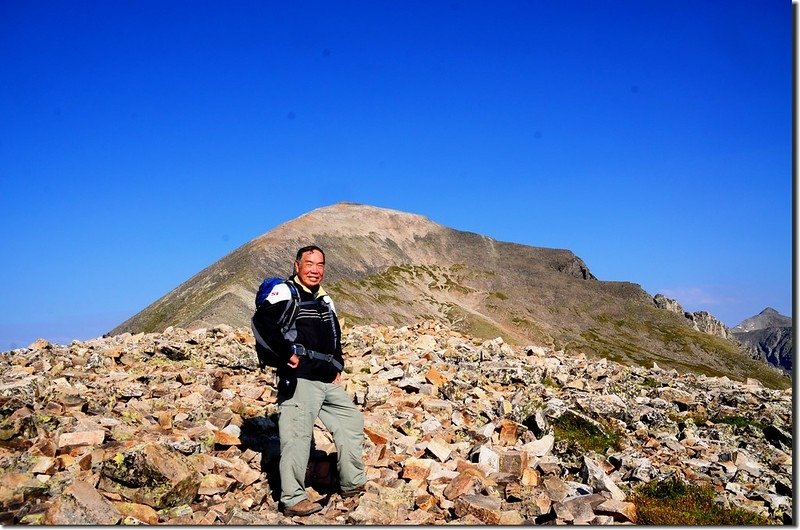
<box><xmin>340</xmin><ymin>484</ymin><xmax>366</xmax><ymax>498</ymax></box>
<box><xmin>282</xmin><ymin>499</ymin><xmax>323</xmax><ymax>516</ymax></box>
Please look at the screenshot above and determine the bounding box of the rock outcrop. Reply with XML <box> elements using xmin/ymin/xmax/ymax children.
<box><xmin>653</xmin><ymin>294</ymin><xmax>732</xmax><ymax>340</ymax></box>
<box><xmin>653</xmin><ymin>294</ymin><xmax>685</xmax><ymax>315</ymax></box>
<box><xmin>0</xmin><ymin>323</ymin><xmax>791</xmax><ymax>524</ymax></box>
<box><xmin>686</xmin><ymin>311</ymin><xmax>732</xmax><ymax>340</ymax></box>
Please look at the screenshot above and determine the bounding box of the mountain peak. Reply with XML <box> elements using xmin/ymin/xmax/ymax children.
<box><xmin>732</xmin><ymin>308</ymin><xmax>792</xmax><ymax>333</ymax></box>
<box><xmin>263</xmin><ymin>203</ymin><xmax>441</xmax><ymax>245</ymax></box>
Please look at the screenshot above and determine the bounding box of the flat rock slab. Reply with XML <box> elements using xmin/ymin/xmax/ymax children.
<box><xmin>57</xmin><ymin>430</ymin><xmax>105</xmax><ymax>449</ymax></box>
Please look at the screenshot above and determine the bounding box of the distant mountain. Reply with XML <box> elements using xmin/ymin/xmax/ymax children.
<box><xmin>110</xmin><ymin>203</ymin><xmax>788</xmax><ymax>388</ymax></box>
<box><xmin>731</xmin><ymin>308</ymin><xmax>792</xmax><ymax>333</ymax></box>
<box><xmin>731</xmin><ymin>308</ymin><xmax>793</xmax><ymax>373</ymax></box>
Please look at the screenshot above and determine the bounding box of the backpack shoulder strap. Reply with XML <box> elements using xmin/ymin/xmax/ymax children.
<box><xmin>279</xmin><ymin>280</ymin><xmax>302</xmax><ymax>334</ymax></box>
<box><xmin>318</xmin><ymin>294</ymin><xmax>340</xmax><ymax>352</ymax></box>
<box><xmin>284</xmin><ymin>279</ymin><xmax>299</xmax><ymax>300</ymax></box>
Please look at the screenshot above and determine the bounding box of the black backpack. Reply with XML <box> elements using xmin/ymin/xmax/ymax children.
<box><xmin>251</xmin><ymin>278</ymin><xmax>301</xmax><ymax>369</ymax></box>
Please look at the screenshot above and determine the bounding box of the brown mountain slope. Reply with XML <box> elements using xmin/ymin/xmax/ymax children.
<box><xmin>110</xmin><ymin>202</ymin><xmax>788</xmax><ymax>388</ymax></box>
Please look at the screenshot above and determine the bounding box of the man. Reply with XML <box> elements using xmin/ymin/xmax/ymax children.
<box><xmin>252</xmin><ymin>245</ymin><xmax>366</xmax><ymax>516</ymax></box>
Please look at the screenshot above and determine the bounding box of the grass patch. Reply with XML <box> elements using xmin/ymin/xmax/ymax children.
<box><xmin>542</xmin><ymin>376</ymin><xmax>559</xmax><ymax>388</ymax></box>
<box><xmin>337</xmin><ymin>312</ymin><xmax>369</xmax><ymax>327</ymax></box>
<box><xmin>641</xmin><ymin>377</ymin><xmax>661</xmax><ymax>388</ymax></box>
<box><xmin>443</xmin><ymin>277</ymin><xmax>475</xmax><ymax>294</ymax></box>
<box><xmin>577</xmin><ymin>329</ymin><xmax>641</xmax><ymax>361</ymax></box>
<box><xmin>444</xmin><ymin>305</ymin><xmax>510</xmax><ymax>342</ymax></box>
<box><xmin>552</xmin><ymin>412</ymin><xmax>622</xmax><ymax>454</ymax></box>
<box><xmin>632</xmin><ymin>477</ymin><xmax>768</xmax><ymax>525</ymax></box>
<box><xmin>711</xmin><ymin>415</ymin><xmax>765</xmax><ymax>431</ymax></box>
<box><xmin>140</xmin><ymin>309</ymin><xmax>169</xmax><ymax>334</ymax></box>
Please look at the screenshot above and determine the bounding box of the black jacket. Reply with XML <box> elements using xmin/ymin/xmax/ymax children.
<box><xmin>252</xmin><ymin>276</ymin><xmax>343</xmax><ymax>384</ymax></box>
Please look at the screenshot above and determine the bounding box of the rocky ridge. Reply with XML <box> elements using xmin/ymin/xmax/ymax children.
<box><xmin>653</xmin><ymin>294</ymin><xmax>732</xmax><ymax>340</ymax></box>
<box><xmin>653</xmin><ymin>295</ymin><xmax>793</xmax><ymax>376</ymax></box>
<box><xmin>0</xmin><ymin>323</ymin><xmax>792</xmax><ymax>525</ymax></box>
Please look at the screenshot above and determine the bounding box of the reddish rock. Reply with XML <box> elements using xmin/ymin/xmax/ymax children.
<box><xmin>498</xmin><ymin>419</ymin><xmax>520</xmax><ymax>445</ymax></box>
<box><xmin>227</xmin><ymin>459</ymin><xmax>262</xmax><ymax>487</ymax></box>
<box><xmin>57</xmin><ymin>430</ymin><xmax>105</xmax><ymax>450</ymax></box>
<box><xmin>0</xmin><ymin>472</ymin><xmax>31</xmax><ymax>507</ymax></box>
<box><xmin>543</xmin><ymin>476</ymin><xmax>569</xmax><ymax>502</ymax></box>
<box><xmin>29</xmin><ymin>456</ymin><xmax>57</xmax><ymax>475</ymax></box>
<box><xmin>155</xmin><ymin>411</ymin><xmax>173</xmax><ymax>430</ymax></box>
<box><xmin>402</xmin><ymin>458</ymin><xmax>433</xmax><ymax>481</ymax></box>
<box><xmin>28</xmin><ymin>338</ymin><xmax>51</xmax><ymax>350</ymax></box>
<box><xmin>421</xmin><ymin>399</ymin><xmax>453</xmax><ymax>416</ymax></box>
<box><xmin>521</xmin><ymin>467</ymin><xmax>540</xmax><ymax>487</ymax></box>
<box><xmin>443</xmin><ymin>472</ymin><xmax>479</xmax><ymax>500</ymax></box>
<box><xmin>213</xmin><ymin>429</ymin><xmax>240</xmax><ymax>447</ymax></box>
<box><xmin>348</xmin><ymin>494</ymin><xmax>402</xmax><ymax>525</ymax></box>
<box><xmin>198</xmin><ymin>473</ymin><xmax>236</xmax><ymax>495</ymax></box>
<box><xmin>364</xmin><ymin>425</ymin><xmax>392</xmax><ymax>445</ymax></box>
<box><xmin>425</xmin><ymin>438</ymin><xmax>452</xmax><ymax>462</ymax></box>
<box><xmin>0</xmin><ymin>320</ymin><xmax>791</xmax><ymax>526</ymax></box>
<box><xmin>454</xmin><ymin>494</ymin><xmax>503</xmax><ymax>524</ymax></box>
<box><xmin>30</xmin><ymin>436</ymin><xmax>58</xmax><ymax>458</ymax></box>
<box><xmin>425</xmin><ymin>367</ymin><xmax>448</xmax><ymax>387</ymax></box>
<box><xmin>505</xmin><ymin>482</ymin><xmax>523</xmax><ymax>502</ymax></box>
<box><xmin>77</xmin><ymin>452</ymin><xmax>93</xmax><ymax>471</ymax></box>
<box><xmin>56</xmin><ymin>454</ymin><xmax>76</xmax><ymax>469</ymax></box>
<box><xmin>499</xmin><ymin>509</ymin><xmax>525</xmax><ymax>524</ymax></box>
<box><xmin>112</xmin><ymin>501</ymin><xmax>160</xmax><ymax>524</ymax></box>
<box><xmin>45</xmin><ymin>480</ymin><xmax>122</xmax><ymax>525</ymax></box>
<box><xmin>415</xmin><ymin>493</ymin><xmax>437</xmax><ymax>511</ymax></box>
<box><xmin>596</xmin><ymin>498</ymin><xmax>638</xmax><ymax>523</ymax></box>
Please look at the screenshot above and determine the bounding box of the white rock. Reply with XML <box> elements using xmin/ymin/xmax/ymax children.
<box><xmin>521</xmin><ymin>434</ymin><xmax>555</xmax><ymax>457</ymax></box>
<box><xmin>478</xmin><ymin>445</ymin><xmax>499</xmax><ymax>472</ymax></box>
<box><xmin>582</xmin><ymin>456</ymin><xmax>625</xmax><ymax>501</ymax></box>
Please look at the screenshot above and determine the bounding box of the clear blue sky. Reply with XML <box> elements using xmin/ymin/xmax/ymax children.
<box><xmin>0</xmin><ymin>0</ymin><xmax>792</xmax><ymax>349</ymax></box>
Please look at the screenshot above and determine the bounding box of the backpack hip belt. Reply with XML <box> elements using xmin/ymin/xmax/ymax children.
<box><xmin>291</xmin><ymin>344</ymin><xmax>344</xmax><ymax>372</ymax></box>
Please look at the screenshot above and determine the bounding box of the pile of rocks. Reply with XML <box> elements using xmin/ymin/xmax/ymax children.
<box><xmin>0</xmin><ymin>321</ymin><xmax>792</xmax><ymax>524</ymax></box>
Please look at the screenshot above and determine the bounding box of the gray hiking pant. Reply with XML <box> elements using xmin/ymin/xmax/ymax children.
<box><xmin>278</xmin><ymin>378</ymin><xmax>366</xmax><ymax>508</ymax></box>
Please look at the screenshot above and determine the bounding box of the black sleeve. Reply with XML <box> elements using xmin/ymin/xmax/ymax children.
<box><xmin>252</xmin><ymin>298</ymin><xmax>293</xmax><ymax>362</ymax></box>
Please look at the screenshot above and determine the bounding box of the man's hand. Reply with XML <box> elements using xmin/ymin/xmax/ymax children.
<box><xmin>287</xmin><ymin>354</ymin><xmax>300</xmax><ymax>368</ymax></box>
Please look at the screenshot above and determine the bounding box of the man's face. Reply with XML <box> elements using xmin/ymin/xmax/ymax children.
<box><xmin>295</xmin><ymin>250</ymin><xmax>325</xmax><ymax>288</ymax></box>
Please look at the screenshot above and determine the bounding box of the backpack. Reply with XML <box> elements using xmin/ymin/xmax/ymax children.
<box><xmin>255</xmin><ymin>277</ymin><xmax>294</xmax><ymax>309</ymax></box>
<box><xmin>251</xmin><ymin>277</ymin><xmax>301</xmax><ymax>369</ymax></box>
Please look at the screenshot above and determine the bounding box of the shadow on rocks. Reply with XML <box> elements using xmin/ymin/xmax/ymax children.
<box><xmin>239</xmin><ymin>414</ymin><xmax>282</xmax><ymax>502</ymax></box>
<box><xmin>238</xmin><ymin>414</ymin><xmax>341</xmax><ymax>502</ymax></box>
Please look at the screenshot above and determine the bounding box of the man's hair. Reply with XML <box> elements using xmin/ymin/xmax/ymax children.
<box><xmin>295</xmin><ymin>245</ymin><xmax>325</xmax><ymax>263</ymax></box>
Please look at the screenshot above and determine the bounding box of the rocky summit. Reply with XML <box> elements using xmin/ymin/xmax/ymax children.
<box><xmin>0</xmin><ymin>322</ymin><xmax>791</xmax><ymax>525</ymax></box>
